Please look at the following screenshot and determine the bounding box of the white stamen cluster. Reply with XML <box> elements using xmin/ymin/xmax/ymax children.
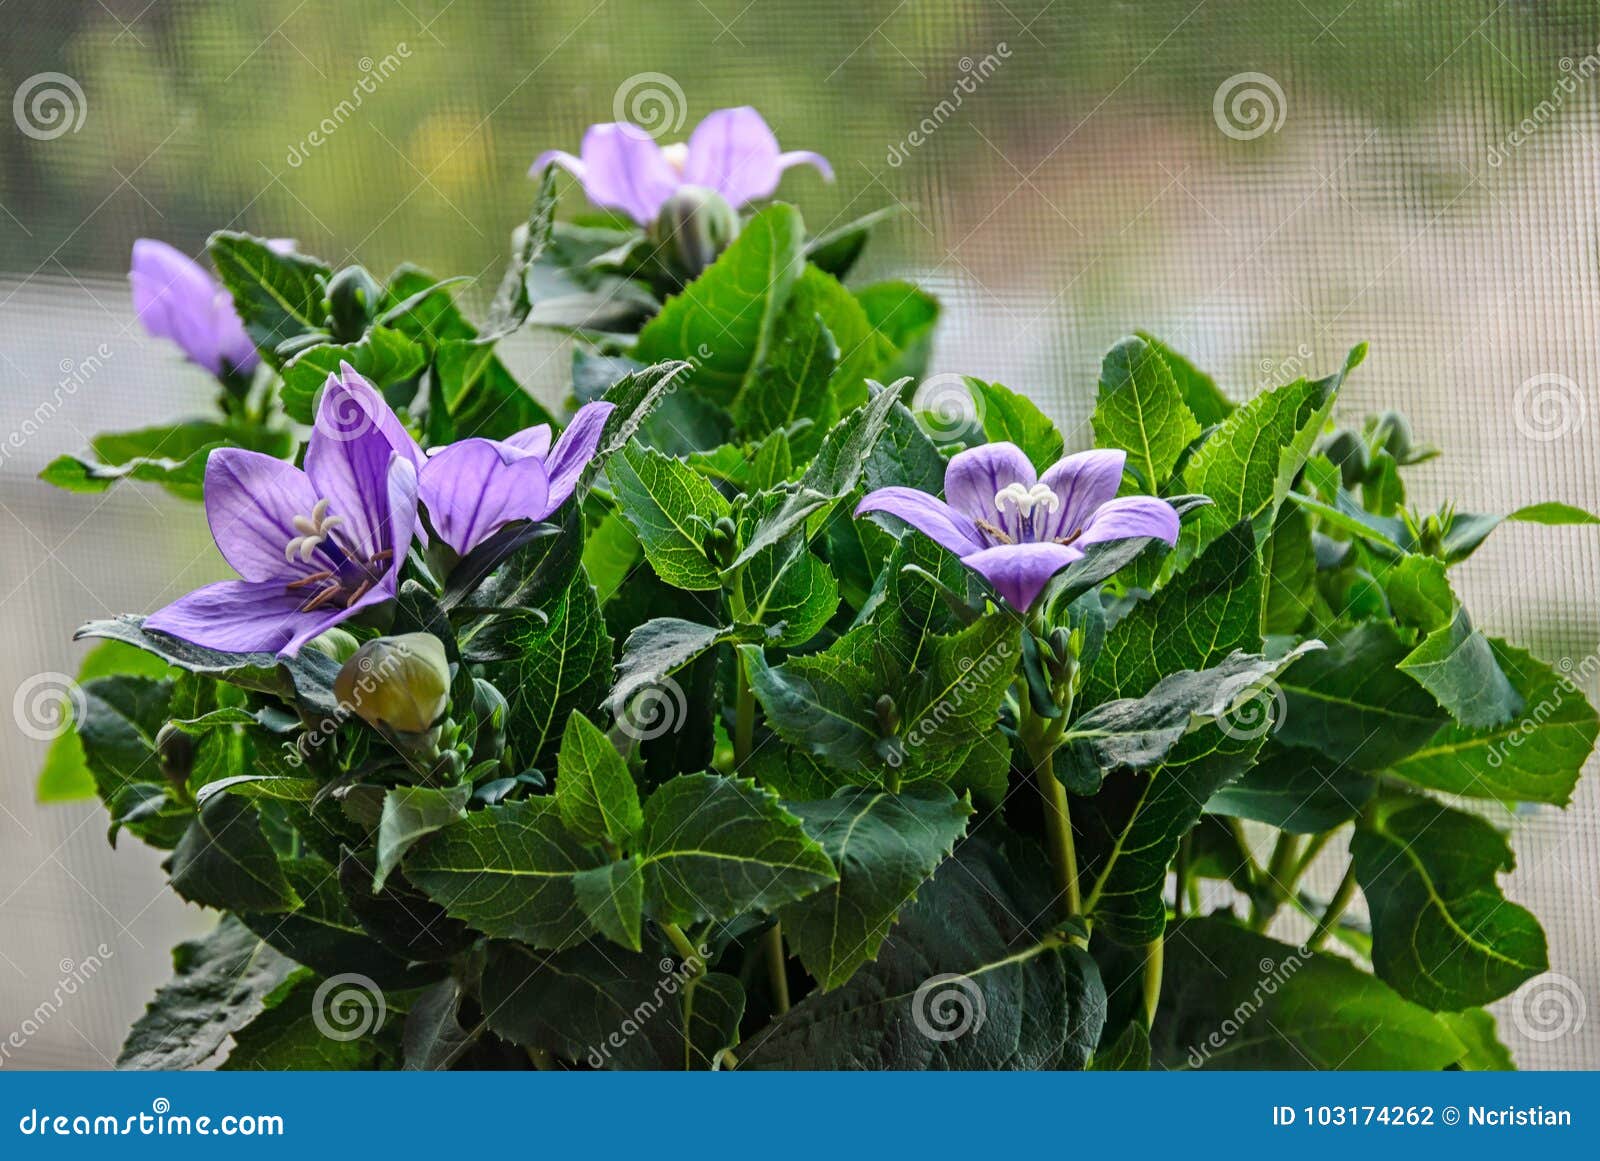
<box><xmin>284</xmin><ymin>499</ymin><xmax>345</xmax><ymax>563</ymax></box>
<box><xmin>661</xmin><ymin>142</ymin><xmax>690</xmax><ymax>174</ymax></box>
<box><xmin>994</xmin><ymin>482</ymin><xmax>1061</xmax><ymax>522</ymax></box>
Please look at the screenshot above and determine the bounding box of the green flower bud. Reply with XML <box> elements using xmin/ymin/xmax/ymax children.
<box><xmin>649</xmin><ymin>186</ymin><xmax>741</xmax><ymax>281</ymax></box>
<box><xmin>305</xmin><ymin>626</ymin><xmax>361</xmax><ymax>664</ymax></box>
<box><xmin>471</xmin><ymin>677</ymin><xmax>509</xmax><ymax>761</ymax></box>
<box><xmin>335</xmin><ymin>632</ymin><xmax>451</xmax><ymax>735</ymax></box>
<box><xmin>1320</xmin><ymin>429</ymin><xmax>1369</xmax><ymax>489</ymax></box>
<box><xmin>1369</xmin><ymin>410</ymin><xmax>1416</xmax><ymax>462</ymax></box>
<box><xmin>327</xmin><ymin>265</ymin><xmax>383</xmax><ymax>342</ymax></box>
<box><xmin>874</xmin><ymin>693</ymin><xmax>900</xmax><ymax>735</ymax></box>
<box><xmin>155</xmin><ymin>722</ymin><xmax>194</xmax><ymax>793</ymax></box>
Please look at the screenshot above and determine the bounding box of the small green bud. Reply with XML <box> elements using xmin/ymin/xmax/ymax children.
<box><xmin>155</xmin><ymin>722</ymin><xmax>194</xmax><ymax>793</ymax></box>
<box><xmin>335</xmin><ymin>632</ymin><xmax>451</xmax><ymax>735</ymax></box>
<box><xmin>874</xmin><ymin>693</ymin><xmax>901</xmax><ymax>735</ymax></box>
<box><xmin>1320</xmin><ymin>429</ymin><xmax>1369</xmax><ymax>489</ymax></box>
<box><xmin>1369</xmin><ymin>410</ymin><xmax>1416</xmax><ymax>462</ymax></box>
<box><xmin>471</xmin><ymin>677</ymin><xmax>509</xmax><ymax>761</ymax></box>
<box><xmin>327</xmin><ymin>265</ymin><xmax>384</xmax><ymax>342</ymax></box>
<box><xmin>649</xmin><ymin>186</ymin><xmax>741</xmax><ymax>281</ymax></box>
<box><xmin>305</xmin><ymin>626</ymin><xmax>361</xmax><ymax>664</ymax></box>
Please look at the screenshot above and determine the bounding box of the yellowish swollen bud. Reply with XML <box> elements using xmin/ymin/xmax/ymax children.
<box><xmin>334</xmin><ymin>632</ymin><xmax>451</xmax><ymax>735</ymax></box>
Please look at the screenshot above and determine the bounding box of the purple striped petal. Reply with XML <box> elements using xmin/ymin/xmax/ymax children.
<box><xmin>855</xmin><ymin>487</ymin><xmax>985</xmax><ymax>557</ymax></box>
<box><xmin>776</xmin><ymin>150</ymin><xmax>834</xmax><ymax>182</ymax></box>
<box><xmin>944</xmin><ymin>442</ymin><xmax>1036</xmax><ymax>536</ymax></box>
<box><xmin>146</xmin><ymin>579</ymin><xmax>349</xmax><ymax>656</ymax></box>
<box><xmin>419</xmin><ymin>439</ymin><xmax>551</xmax><ymax>556</ymax></box>
<box><xmin>330</xmin><ymin>362</ymin><xmax>425</xmax><ymax>472</ymax></box>
<box><xmin>306</xmin><ymin>380</ymin><xmax>415</xmax><ymax>561</ymax></box>
<box><xmin>1038</xmin><ymin>449</ymin><xmax>1126</xmax><ymax>540</ymax></box>
<box><xmin>130</xmin><ymin>239</ymin><xmax>257</xmax><ymax>377</ymax></box>
<box><xmin>961</xmin><ymin>542</ymin><xmax>1084</xmax><ymax>612</ymax></box>
<box><xmin>503</xmin><ymin>423</ymin><xmax>553</xmax><ymax>459</ymax></box>
<box><xmin>531</xmin><ymin>148</ymin><xmax>584</xmax><ymax>181</ymax></box>
<box><xmin>544</xmin><ymin>401</ymin><xmax>616</xmax><ymax>511</ymax></box>
<box><xmin>203</xmin><ymin>448</ymin><xmax>321</xmax><ymax>583</ymax></box>
<box><xmin>574</xmin><ymin>123</ymin><xmax>681</xmax><ymax>225</ymax></box>
<box><xmin>1076</xmin><ymin>495</ymin><xmax>1180</xmax><ymax>549</ymax></box>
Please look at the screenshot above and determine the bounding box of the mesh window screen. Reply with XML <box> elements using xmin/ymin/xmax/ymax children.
<box><xmin>1</xmin><ymin>0</ymin><xmax>1596</xmax><ymax>1067</ymax></box>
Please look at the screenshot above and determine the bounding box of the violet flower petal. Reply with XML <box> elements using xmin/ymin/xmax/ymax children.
<box><xmin>203</xmin><ymin>448</ymin><xmax>324</xmax><ymax>583</ymax></box>
<box><xmin>855</xmin><ymin>487</ymin><xmax>986</xmax><ymax>557</ymax></box>
<box><xmin>776</xmin><ymin>150</ymin><xmax>835</xmax><ymax>182</ymax></box>
<box><xmin>146</xmin><ymin>579</ymin><xmax>349</xmax><ymax>655</ymax></box>
<box><xmin>419</xmin><ymin>439</ymin><xmax>551</xmax><ymax>556</ymax></box>
<box><xmin>961</xmin><ymin>542</ymin><xmax>1084</xmax><ymax>612</ymax></box>
<box><xmin>530</xmin><ymin>148</ymin><xmax>585</xmax><ymax>181</ymax></box>
<box><xmin>574</xmin><ymin>123</ymin><xmax>681</xmax><ymax>225</ymax></box>
<box><xmin>944</xmin><ymin>442</ymin><xmax>1036</xmax><ymax>536</ymax></box>
<box><xmin>684</xmin><ymin>108</ymin><xmax>831</xmax><ymax>207</ymax></box>
<box><xmin>543</xmin><ymin>401</ymin><xmax>617</xmax><ymax>511</ymax></box>
<box><xmin>1076</xmin><ymin>495</ymin><xmax>1181</xmax><ymax>549</ymax></box>
<box><xmin>330</xmin><ymin>362</ymin><xmax>425</xmax><ymax>472</ymax></box>
<box><xmin>503</xmin><ymin>423</ymin><xmax>554</xmax><ymax>459</ymax></box>
<box><xmin>305</xmin><ymin>378</ymin><xmax>415</xmax><ymax>561</ymax></box>
<box><xmin>1038</xmin><ymin>449</ymin><xmax>1126</xmax><ymax>541</ymax></box>
<box><xmin>130</xmin><ymin>239</ymin><xmax>257</xmax><ymax>376</ymax></box>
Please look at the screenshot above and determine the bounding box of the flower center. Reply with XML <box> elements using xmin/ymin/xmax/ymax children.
<box><xmin>281</xmin><ymin>499</ymin><xmax>393</xmax><ymax>613</ymax></box>
<box><xmin>661</xmin><ymin>141</ymin><xmax>689</xmax><ymax>175</ymax></box>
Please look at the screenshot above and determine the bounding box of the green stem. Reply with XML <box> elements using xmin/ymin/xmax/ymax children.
<box><xmin>1308</xmin><ymin>863</ymin><xmax>1359</xmax><ymax>950</ymax></box>
<box><xmin>1288</xmin><ymin>828</ymin><xmax>1334</xmax><ymax>884</ymax></box>
<box><xmin>1019</xmin><ymin>700</ymin><xmax>1077</xmax><ymax>917</ymax></box>
<box><xmin>661</xmin><ymin>922</ymin><xmax>703</xmax><ymax>976</ymax></box>
<box><xmin>1251</xmin><ymin>832</ymin><xmax>1302</xmax><ymax>931</ymax></box>
<box><xmin>1142</xmin><ymin>937</ymin><xmax>1164</xmax><ymax>1028</ymax></box>
<box><xmin>1173</xmin><ymin>833</ymin><xmax>1191</xmax><ymax>921</ymax></box>
<box><xmin>763</xmin><ymin>922</ymin><xmax>791</xmax><ymax>1015</ymax></box>
<box><xmin>734</xmin><ymin>662</ymin><xmax>755</xmax><ymax>770</ymax></box>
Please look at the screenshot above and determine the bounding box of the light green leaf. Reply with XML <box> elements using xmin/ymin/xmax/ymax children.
<box><xmin>967</xmin><ymin>378</ymin><xmax>1064</xmax><ymax>473</ymax></box>
<box><xmin>609</xmin><ymin>444</ymin><xmax>730</xmax><ymax>591</ymax></box>
<box><xmin>279</xmin><ymin>325</ymin><xmax>427</xmax><ymax>423</ymax></box>
<box><xmin>375</xmin><ymin>784</ymin><xmax>471</xmax><ymax>891</ymax></box>
<box><xmin>1092</xmin><ymin>336</ymin><xmax>1199</xmax><ymax>491</ymax></box>
<box><xmin>208</xmin><ymin>231</ymin><xmax>330</xmax><ymax>362</ymax></box>
<box><xmin>557</xmin><ymin>711</ymin><xmax>643</xmax><ymax>847</ymax></box>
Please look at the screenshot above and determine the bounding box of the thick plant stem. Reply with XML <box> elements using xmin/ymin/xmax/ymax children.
<box><xmin>1142</xmin><ymin>937</ymin><xmax>1164</xmax><ymax>1028</ymax></box>
<box><xmin>763</xmin><ymin>922</ymin><xmax>791</xmax><ymax>1015</ymax></box>
<box><xmin>1251</xmin><ymin>832</ymin><xmax>1303</xmax><ymax>931</ymax></box>
<box><xmin>1034</xmin><ymin>757</ymin><xmax>1080</xmax><ymax>915</ymax></box>
<box><xmin>1308</xmin><ymin>863</ymin><xmax>1359</xmax><ymax>950</ymax></box>
<box><xmin>662</xmin><ymin>922</ymin><xmax>703</xmax><ymax>976</ymax></box>
<box><xmin>734</xmin><ymin>664</ymin><xmax>755</xmax><ymax>771</ymax></box>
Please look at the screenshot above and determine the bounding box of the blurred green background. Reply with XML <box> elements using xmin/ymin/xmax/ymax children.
<box><xmin>2</xmin><ymin>0</ymin><xmax>1598</xmax><ymax>1068</ymax></box>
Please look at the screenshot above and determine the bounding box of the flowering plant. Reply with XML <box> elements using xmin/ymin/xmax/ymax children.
<box><xmin>35</xmin><ymin>109</ymin><xmax>1599</xmax><ymax>1072</ymax></box>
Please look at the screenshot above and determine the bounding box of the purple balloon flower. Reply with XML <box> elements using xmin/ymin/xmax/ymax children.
<box><xmin>144</xmin><ymin>372</ymin><xmax>421</xmax><ymax>656</ymax></box>
<box><xmin>418</xmin><ymin>400</ymin><xmax>617</xmax><ymax>556</ymax></box>
<box><xmin>532</xmin><ymin>106</ymin><xmax>833</xmax><ymax>226</ymax></box>
<box><xmin>856</xmin><ymin>443</ymin><xmax>1181</xmax><ymax>612</ymax></box>
<box><xmin>129</xmin><ymin>239</ymin><xmax>260</xmax><ymax>378</ymax></box>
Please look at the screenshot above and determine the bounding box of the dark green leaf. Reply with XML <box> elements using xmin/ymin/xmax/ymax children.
<box><xmin>1205</xmin><ymin>743</ymin><xmax>1374</xmax><ymax>833</ymax></box>
<box><xmin>557</xmin><ymin>711</ymin><xmax>643</xmax><ymax>847</ymax></box>
<box><xmin>609</xmin><ymin>444</ymin><xmax>729</xmax><ymax>590</ymax></box>
<box><xmin>375</xmin><ymin>783</ymin><xmax>471</xmax><ymax>891</ymax></box>
<box><xmin>166</xmin><ymin>793</ymin><xmax>299</xmax><ymax>913</ymax></box>
<box><xmin>1398</xmin><ymin>609</ymin><xmax>1522</xmax><ymax>729</ymax></box>
<box><xmin>222</xmin><ymin>973</ymin><xmax>394</xmax><ymax>1070</ymax></box>
<box><xmin>208</xmin><ymin>231</ymin><xmax>331</xmax><ymax>362</ymax></box>
<box><xmin>1092</xmin><ymin>336</ymin><xmax>1199</xmax><ymax>491</ymax></box>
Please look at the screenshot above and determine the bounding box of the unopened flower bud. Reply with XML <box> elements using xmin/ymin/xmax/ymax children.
<box><xmin>335</xmin><ymin>632</ymin><xmax>451</xmax><ymax>735</ymax></box>
<box><xmin>471</xmin><ymin>677</ymin><xmax>509</xmax><ymax>761</ymax></box>
<box><xmin>305</xmin><ymin>626</ymin><xmax>361</xmax><ymax>664</ymax></box>
<box><xmin>155</xmin><ymin>722</ymin><xmax>194</xmax><ymax>793</ymax></box>
<box><xmin>1369</xmin><ymin>410</ymin><xmax>1415</xmax><ymax>462</ymax></box>
<box><xmin>650</xmin><ymin>186</ymin><xmax>741</xmax><ymax>281</ymax></box>
<box><xmin>327</xmin><ymin>265</ymin><xmax>383</xmax><ymax>342</ymax></box>
<box><xmin>1320</xmin><ymin>429</ymin><xmax>1369</xmax><ymax>489</ymax></box>
<box><xmin>874</xmin><ymin>693</ymin><xmax>900</xmax><ymax>735</ymax></box>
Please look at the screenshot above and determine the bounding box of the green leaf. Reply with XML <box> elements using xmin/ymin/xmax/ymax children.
<box><xmin>1090</xmin><ymin>1019</ymin><xmax>1152</xmax><ymax>1070</ymax></box>
<box><xmin>208</xmin><ymin>231</ymin><xmax>331</xmax><ymax>362</ymax></box>
<box><xmin>407</xmin><ymin>797</ymin><xmax>606</xmax><ymax>948</ymax></box>
<box><xmin>1389</xmin><ymin>640</ymin><xmax>1598</xmax><ymax>805</ymax></box>
<box><xmin>584</xmin><ymin>360</ymin><xmax>696</xmax><ymax>482</ymax></box>
<box><xmin>779</xmin><ymin>786</ymin><xmax>972</xmax><ymax>990</ymax></box>
<box><xmin>1261</xmin><ymin>503</ymin><xmax>1315</xmax><ymax>635</ymax></box>
<box><xmin>483</xmin><ymin>162</ymin><xmax>559</xmax><ymax>337</ymax></box>
<box><xmin>1398</xmin><ymin>609</ymin><xmax>1522</xmax><ymax>729</ymax></box>
<box><xmin>573</xmin><ymin>859</ymin><xmax>645</xmax><ymax>951</ymax></box>
<box><xmin>805</xmin><ymin>206</ymin><xmax>900</xmax><ymax>278</ymax></box>
<box><xmin>789</xmin><ymin>264</ymin><xmax>893</xmax><ymax>414</ymax></box>
<box><xmin>40</xmin><ymin>421</ymin><xmax>294</xmax><ymax>500</ymax></box>
<box><xmin>402</xmin><ymin>979</ymin><xmax>477</xmax><ymax>1071</ymax></box>
<box><xmin>1059</xmin><ymin>644</ymin><xmax>1320</xmax><ymax>789</ymax></box>
<box><xmin>728</xmin><ymin>381</ymin><xmax>905</xmax><ymax>572</ymax></box>
<box><xmin>1133</xmin><ymin>331</ymin><xmax>1234</xmax><ymax>425</ymax></box>
<box><xmin>1092</xmin><ymin>336</ymin><xmax>1200</xmax><ymax>491</ymax></box>
<box><xmin>1438</xmin><ymin>1008</ymin><xmax>1516</xmax><ymax>1070</ymax></box>
<box><xmin>856</xmin><ymin>280</ymin><xmax>940</xmax><ymax>383</ymax></box>
<box><xmin>222</xmin><ymin>973</ymin><xmax>394</xmax><ymax>1070</ymax></box>
<box><xmin>279</xmin><ymin>325</ymin><xmax>427</xmax><ymax>423</ymax></box>
<box><xmin>166</xmin><ymin>794</ymin><xmax>300</xmax><ymax>913</ymax></box>
<box><xmin>1506</xmin><ymin>501</ymin><xmax>1600</xmax><ymax>526</ymax></box>
<box><xmin>863</xmin><ymin>401</ymin><xmax>945</xmax><ymax>494</ymax></box>
<box><xmin>582</xmin><ymin>509</ymin><xmax>642</xmax><ymax>604</ymax></box>
<box><xmin>375</xmin><ymin>784</ymin><xmax>471</xmax><ymax>891</ymax></box>
<box><xmin>1277</xmin><ymin>620</ymin><xmax>1450</xmax><ymax>769</ymax></box>
<box><xmin>636</xmin><ymin>773</ymin><xmax>837</xmax><ymax>925</ymax></box>
<box><xmin>1151</xmin><ymin>918</ymin><xmax>1465</xmax><ymax>1069</ymax></box>
<box><xmin>1382</xmin><ymin>553</ymin><xmax>1455</xmax><ymax>631</ymax></box>
<box><xmin>118</xmin><ymin>917</ymin><xmax>299</xmax><ymax>1070</ymax></box>
<box><xmin>1178</xmin><ymin>348</ymin><xmax>1354</xmax><ymax>556</ymax></box>
<box><xmin>1080</xmin><ymin>522</ymin><xmax>1260</xmax><ymax>708</ymax></box>
<box><xmin>75</xmin><ymin>615</ymin><xmax>341</xmax><ymax>718</ymax></box>
<box><xmin>634</xmin><ymin>203</ymin><xmax>806</xmax><ymax>406</ymax></box>
<box><xmin>481</xmin><ymin>575</ymin><xmax>612</xmax><ymax>769</ymax></box>
<box><xmin>434</xmin><ymin>337</ymin><xmax>555</xmax><ymax>439</ymax></box>
<box><xmin>1352</xmin><ymin>796</ymin><xmax>1547</xmax><ymax>1010</ymax></box>
<box><xmin>1205</xmin><ymin>743</ymin><xmax>1374</xmax><ymax>833</ymax></box>
<box><xmin>742</xmin><ymin>839</ymin><xmax>1106</xmax><ymax>1069</ymax></box>
<box><xmin>37</xmin><ymin>643</ymin><xmax>174</xmax><ymax>803</ymax></box>
<box><xmin>611</xmin><ymin>618</ymin><xmax>736</xmax><ymax>716</ymax></box>
<box><xmin>557</xmin><ymin>711</ymin><xmax>644</xmax><ymax>847</ymax></box>
<box><xmin>732</xmin><ymin>507</ymin><xmax>839</xmax><ymax>646</ymax></box>
<box><xmin>731</xmin><ymin>293</ymin><xmax>839</xmax><ymax>450</ymax></box>
<box><xmin>609</xmin><ymin>444</ymin><xmax>730</xmax><ymax>591</ymax></box>
<box><xmin>967</xmin><ymin>378</ymin><xmax>1064</xmax><ymax>473</ymax></box>
<box><xmin>480</xmin><ymin>940</ymin><xmax>743</xmax><ymax>1069</ymax></box>
<box><xmin>238</xmin><ymin>857</ymin><xmax>435</xmax><ymax>989</ymax></box>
